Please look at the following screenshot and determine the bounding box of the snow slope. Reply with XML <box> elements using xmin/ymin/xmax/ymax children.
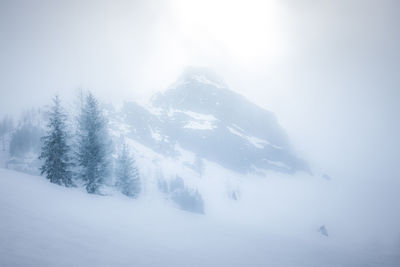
<box><xmin>1</xmin><ymin>168</ymin><xmax>398</xmax><ymax>267</ymax></box>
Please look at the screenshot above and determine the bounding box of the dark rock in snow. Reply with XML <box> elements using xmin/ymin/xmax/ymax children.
<box><xmin>319</xmin><ymin>225</ymin><xmax>329</xmax><ymax>237</ymax></box>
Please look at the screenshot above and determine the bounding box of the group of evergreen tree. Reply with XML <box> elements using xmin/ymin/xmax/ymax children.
<box><xmin>39</xmin><ymin>92</ymin><xmax>140</xmax><ymax>197</ymax></box>
<box><xmin>0</xmin><ymin>115</ymin><xmax>14</xmax><ymax>151</ymax></box>
<box><xmin>1</xmin><ymin>109</ymin><xmax>44</xmax><ymax>157</ymax></box>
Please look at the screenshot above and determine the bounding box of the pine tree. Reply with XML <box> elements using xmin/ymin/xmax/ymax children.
<box><xmin>76</xmin><ymin>92</ymin><xmax>111</xmax><ymax>194</ymax></box>
<box><xmin>39</xmin><ymin>95</ymin><xmax>73</xmax><ymax>187</ymax></box>
<box><xmin>115</xmin><ymin>143</ymin><xmax>141</xmax><ymax>198</ymax></box>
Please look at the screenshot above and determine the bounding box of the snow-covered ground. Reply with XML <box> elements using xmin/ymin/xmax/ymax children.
<box><xmin>1</xmin><ymin>168</ymin><xmax>399</xmax><ymax>266</ymax></box>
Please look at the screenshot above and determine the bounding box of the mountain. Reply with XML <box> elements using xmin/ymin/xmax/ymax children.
<box><xmin>120</xmin><ymin>67</ymin><xmax>308</xmax><ymax>175</ymax></box>
<box><xmin>1</xmin><ymin>68</ymin><xmax>309</xmax><ymax>214</ymax></box>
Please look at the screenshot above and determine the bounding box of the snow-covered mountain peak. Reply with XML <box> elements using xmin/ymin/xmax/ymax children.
<box><xmin>122</xmin><ymin>68</ymin><xmax>308</xmax><ymax>175</ymax></box>
<box><xmin>178</xmin><ymin>66</ymin><xmax>226</xmax><ymax>89</ymax></box>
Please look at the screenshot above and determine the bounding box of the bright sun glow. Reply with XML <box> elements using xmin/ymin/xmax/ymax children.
<box><xmin>171</xmin><ymin>0</ymin><xmax>286</xmax><ymax>63</ymax></box>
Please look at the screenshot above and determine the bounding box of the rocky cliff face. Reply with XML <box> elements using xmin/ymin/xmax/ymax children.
<box><xmin>121</xmin><ymin>67</ymin><xmax>308</xmax><ymax>175</ymax></box>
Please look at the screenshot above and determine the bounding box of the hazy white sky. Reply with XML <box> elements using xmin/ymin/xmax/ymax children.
<box><xmin>0</xmin><ymin>0</ymin><xmax>399</xmax><ymax>182</ymax></box>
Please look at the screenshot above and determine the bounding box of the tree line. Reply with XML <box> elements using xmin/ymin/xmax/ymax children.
<box><xmin>0</xmin><ymin>115</ymin><xmax>14</xmax><ymax>151</ymax></box>
<box><xmin>39</xmin><ymin>92</ymin><xmax>140</xmax><ymax>197</ymax></box>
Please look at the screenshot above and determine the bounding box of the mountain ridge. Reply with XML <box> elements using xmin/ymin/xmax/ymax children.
<box><xmin>120</xmin><ymin>67</ymin><xmax>308</xmax><ymax>175</ymax></box>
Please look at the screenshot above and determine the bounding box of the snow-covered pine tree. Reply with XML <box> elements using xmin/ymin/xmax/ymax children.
<box><xmin>76</xmin><ymin>92</ymin><xmax>111</xmax><ymax>194</ymax></box>
<box><xmin>115</xmin><ymin>143</ymin><xmax>141</xmax><ymax>198</ymax></box>
<box><xmin>39</xmin><ymin>95</ymin><xmax>73</xmax><ymax>187</ymax></box>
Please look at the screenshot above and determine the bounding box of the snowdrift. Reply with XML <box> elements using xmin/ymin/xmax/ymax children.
<box><xmin>1</xmin><ymin>168</ymin><xmax>397</xmax><ymax>266</ymax></box>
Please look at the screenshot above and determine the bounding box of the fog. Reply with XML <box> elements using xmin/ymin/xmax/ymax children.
<box><xmin>0</xmin><ymin>0</ymin><xmax>399</xmax><ymax>265</ymax></box>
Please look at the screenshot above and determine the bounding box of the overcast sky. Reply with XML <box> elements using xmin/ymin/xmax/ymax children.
<box><xmin>0</xmin><ymin>0</ymin><xmax>399</xmax><ymax>183</ymax></box>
